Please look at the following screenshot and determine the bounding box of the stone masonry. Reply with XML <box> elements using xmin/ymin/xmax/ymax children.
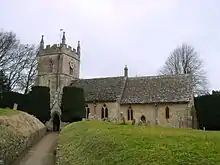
<box><xmin>35</xmin><ymin>32</ymin><xmax>195</xmax><ymax>129</ymax></box>
<box><xmin>35</xmin><ymin>32</ymin><xmax>81</xmax><ymax>130</ymax></box>
<box><xmin>36</xmin><ymin>32</ymin><xmax>81</xmax><ymax>108</ymax></box>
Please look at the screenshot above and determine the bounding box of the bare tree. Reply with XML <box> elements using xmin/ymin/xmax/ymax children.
<box><xmin>4</xmin><ymin>44</ymin><xmax>38</xmax><ymax>93</ymax></box>
<box><xmin>159</xmin><ymin>43</ymin><xmax>209</xmax><ymax>95</ymax></box>
<box><xmin>0</xmin><ymin>30</ymin><xmax>19</xmax><ymax>68</ymax></box>
<box><xmin>0</xmin><ymin>30</ymin><xmax>38</xmax><ymax>93</ymax></box>
<box><xmin>17</xmin><ymin>46</ymin><xmax>38</xmax><ymax>94</ymax></box>
<box><xmin>3</xmin><ymin>44</ymin><xmax>29</xmax><ymax>90</ymax></box>
<box><xmin>0</xmin><ymin>70</ymin><xmax>11</xmax><ymax>93</ymax></box>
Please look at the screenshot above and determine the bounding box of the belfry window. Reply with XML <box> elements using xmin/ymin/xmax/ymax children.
<box><xmin>165</xmin><ymin>106</ymin><xmax>170</xmax><ymax>119</ymax></box>
<box><xmin>101</xmin><ymin>104</ymin><xmax>108</xmax><ymax>119</ymax></box>
<box><xmin>69</xmin><ymin>61</ymin><xmax>74</xmax><ymax>75</ymax></box>
<box><xmin>49</xmin><ymin>59</ymin><xmax>54</xmax><ymax>72</ymax></box>
<box><xmin>69</xmin><ymin>66</ymin><xmax>73</xmax><ymax>75</ymax></box>
<box><xmin>127</xmin><ymin>105</ymin><xmax>133</xmax><ymax>120</ymax></box>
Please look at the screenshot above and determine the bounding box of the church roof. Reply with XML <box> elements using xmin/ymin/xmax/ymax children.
<box><xmin>120</xmin><ymin>74</ymin><xmax>192</xmax><ymax>104</ymax></box>
<box><xmin>70</xmin><ymin>76</ymin><xmax>126</xmax><ymax>102</ymax></box>
<box><xmin>70</xmin><ymin>74</ymin><xmax>192</xmax><ymax>104</ymax></box>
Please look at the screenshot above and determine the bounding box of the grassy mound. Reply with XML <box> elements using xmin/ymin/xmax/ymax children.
<box><xmin>0</xmin><ymin>108</ymin><xmax>46</xmax><ymax>165</ymax></box>
<box><xmin>0</xmin><ymin>108</ymin><xmax>19</xmax><ymax>116</ymax></box>
<box><xmin>57</xmin><ymin>121</ymin><xmax>220</xmax><ymax>165</ymax></box>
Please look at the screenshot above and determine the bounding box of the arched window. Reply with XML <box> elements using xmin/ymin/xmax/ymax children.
<box><xmin>105</xmin><ymin>107</ymin><xmax>108</xmax><ymax>118</ymax></box>
<box><xmin>49</xmin><ymin>59</ymin><xmax>54</xmax><ymax>72</ymax></box>
<box><xmin>130</xmin><ymin>109</ymin><xmax>133</xmax><ymax>120</ymax></box>
<box><xmin>101</xmin><ymin>104</ymin><xmax>108</xmax><ymax>119</ymax></box>
<box><xmin>85</xmin><ymin>104</ymin><xmax>90</xmax><ymax>119</ymax></box>
<box><xmin>127</xmin><ymin>109</ymin><xmax>130</xmax><ymax>120</ymax></box>
<box><xmin>69</xmin><ymin>61</ymin><xmax>74</xmax><ymax>75</ymax></box>
<box><xmin>87</xmin><ymin>107</ymin><xmax>90</xmax><ymax>118</ymax></box>
<box><xmin>127</xmin><ymin>106</ymin><xmax>133</xmax><ymax>120</ymax></box>
<box><xmin>165</xmin><ymin>106</ymin><xmax>170</xmax><ymax>119</ymax></box>
<box><xmin>69</xmin><ymin>66</ymin><xmax>73</xmax><ymax>75</ymax></box>
<box><xmin>101</xmin><ymin>107</ymin><xmax>105</xmax><ymax>119</ymax></box>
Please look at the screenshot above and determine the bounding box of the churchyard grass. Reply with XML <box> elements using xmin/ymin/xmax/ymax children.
<box><xmin>0</xmin><ymin>108</ymin><xmax>19</xmax><ymax>116</ymax></box>
<box><xmin>57</xmin><ymin>121</ymin><xmax>220</xmax><ymax>165</ymax></box>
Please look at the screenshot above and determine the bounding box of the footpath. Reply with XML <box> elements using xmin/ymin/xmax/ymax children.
<box><xmin>11</xmin><ymin>132</ymin><xmax>59</xmax><ymax>165</ymax></box>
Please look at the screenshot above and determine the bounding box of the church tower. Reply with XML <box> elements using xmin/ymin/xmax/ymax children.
<box><xmin>36</xmin><ymin>32</ymin><xmax>81</xmax><ymax>106</ymax></box>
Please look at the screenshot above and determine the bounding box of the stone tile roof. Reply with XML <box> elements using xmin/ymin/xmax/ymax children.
<box><xmin>70</xmin><ymin>74</ymin><xmax>192</xmax><ymax>104</ymax></box>
<box><xmin>70</xmin><ymin>76</ymin><xmax>126</xmax><ymax>102</ymax></box>
<box><xmin>120</xmin><ymin>74</ymin><xmax>192</xmax><ymax>104</ymax></box>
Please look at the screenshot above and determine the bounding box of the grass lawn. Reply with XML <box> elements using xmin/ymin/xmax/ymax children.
<box><xmin>0</xmin><ymin>108</ymin><xmax>19</xmax><ymax>116</ymax></box>
<box><xmin>57</xmin><ymin>121</ymin><xmax>220</xmax><ymax>165</ymax></box>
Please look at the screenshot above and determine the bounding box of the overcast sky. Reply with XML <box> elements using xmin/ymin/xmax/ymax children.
<box><xmin>1</xmin><ymin>0</ymin><xmax>220</xmax><ymax>90</ymax></box>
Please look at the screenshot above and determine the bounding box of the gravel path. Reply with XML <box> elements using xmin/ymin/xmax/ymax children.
<box><xmin>12</xmin><ymin>132</ymin><xmax>59</xmax><ymax>165</ymax></box>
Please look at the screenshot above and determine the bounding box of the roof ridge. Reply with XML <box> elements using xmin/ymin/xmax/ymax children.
<box><xmin>128</xmin><ymin>74</ymin><xmax>190</xmax><ymax>79</ymax></box>
<box><xmin>78</xmin><ymin>76</ymin><xmax>124</xmax><ymax>80</ymax></box>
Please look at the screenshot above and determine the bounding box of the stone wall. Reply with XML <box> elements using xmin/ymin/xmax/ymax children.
<box><xmin>86</xmin><ymin>102</ymin><xmax>120</xmax><ymax>120</ymax></box>
<box><xmin>61</xmin><ymin>54</ymin><xmax>80</xmax><ymax>78</ymax></box>
<box><xmin>120</xmin><ymin>103</ymin><xmax>192</xmax><ymax>128</ymax></box>
<box><xmin>36</xmin><ymin>43</ymin><xmax>80</xmax><ymax>109</ymax></box>
<box><xmin>85</xmin><ymin>101</ymin><xmax>193</xmax><ymax>128</ymax></box>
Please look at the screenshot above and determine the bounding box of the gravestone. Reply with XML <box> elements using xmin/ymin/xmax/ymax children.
<box><xmin>13</xmin><ymin>103</ymin><xmax>18</xmax><ymax>110</ymax></box>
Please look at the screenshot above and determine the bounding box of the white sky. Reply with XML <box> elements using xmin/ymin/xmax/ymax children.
<box><xmin>1</xmin><ymin>0</ymin><xmax>220</xmax><ymax>90</ymax></box>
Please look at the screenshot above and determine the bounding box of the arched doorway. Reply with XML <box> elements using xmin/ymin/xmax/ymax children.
<box><xmin>52</xmin><ymin>113</ymin><xmax>60</xmax><ymax>131</ymax></box>
<box><xmin>140</xmin><ymin>115</ymin><xmax>146</xmax><ymax>123</ymax></box>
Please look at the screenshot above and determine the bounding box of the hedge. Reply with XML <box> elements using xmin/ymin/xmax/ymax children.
<box><xmin>61</xmin><ymin>86</ymin><xmax>85</xmax><ymax>122</ymax></box>
<box><xmin>0</xmin><ymin>91</ymin><xmax>25</xmax><ymax>110</ymax></box>
<box><xmin>28</xmin><ymin>86</ymin><xmax>50</xmax><ymax>123</ymax></box>
<box><xmin>0</xmin><ymin>86</ymin><xmax>50</xmax><ymax>123</ymax></box>
<box><xmin>195</xmin><ymin>94</ymin><xmax>220</xmax><ymax>130</ymax></box>
<box><xmin>0</xmin><ymin>86</ymin><xmax>87</xmax><ymax>123</ymax></box>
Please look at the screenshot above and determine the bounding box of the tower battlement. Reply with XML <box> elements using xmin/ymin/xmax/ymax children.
<box><xmin>42</xmin><ymin>44</ymin><xmax>77</xmax><ymax>53</ymax></box>
<box><xmin>39</xmin><ymin>44</ymin><xmax>80</xmax><ymax>60</ymax></box>
<box><xmin>38</xmin><ymin>32</ymin><xmax>81</xmax><ymax>59</ymax></box>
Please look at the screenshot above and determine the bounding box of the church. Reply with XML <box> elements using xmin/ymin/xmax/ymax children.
<box><xmin>36</xmin><ymin>32</ymin><xmax>195</xmax><ymax>129</ymax></box>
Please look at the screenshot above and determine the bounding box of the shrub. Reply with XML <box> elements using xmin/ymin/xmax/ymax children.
<box><xmin>61</xmin><ymin>86</ymin><xmax>85</xmax><ymax>122</ymax></box>
<box><xmin>27</xmin><ymin>86</ymin><xmax>50</xmax><ymax>123</ymax></box>
<box><xmin>0</xmin><ymin>86</ymin><xmax>50</xmax><ymax>123</ymax></box>
<box><xmin>195</xmin><ymin>94</ymin><xmax>220</xmax><ymax>130</ymax></box>
<box><xmin>0</xmin><ymin>91</ymin><xmax>25</xmax><ymax>110</ymax></box>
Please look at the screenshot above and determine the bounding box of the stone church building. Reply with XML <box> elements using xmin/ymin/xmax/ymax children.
<box><xmin>36</xmin><ymin>32</ymin><xmax>195</xmax><ymax>129</ymax></box>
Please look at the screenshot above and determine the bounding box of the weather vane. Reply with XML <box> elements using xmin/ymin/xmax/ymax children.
<box><xmin>60</xmin><ymin>29</ymin><xmax>63</xmax><ymax>44</ymax></box>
